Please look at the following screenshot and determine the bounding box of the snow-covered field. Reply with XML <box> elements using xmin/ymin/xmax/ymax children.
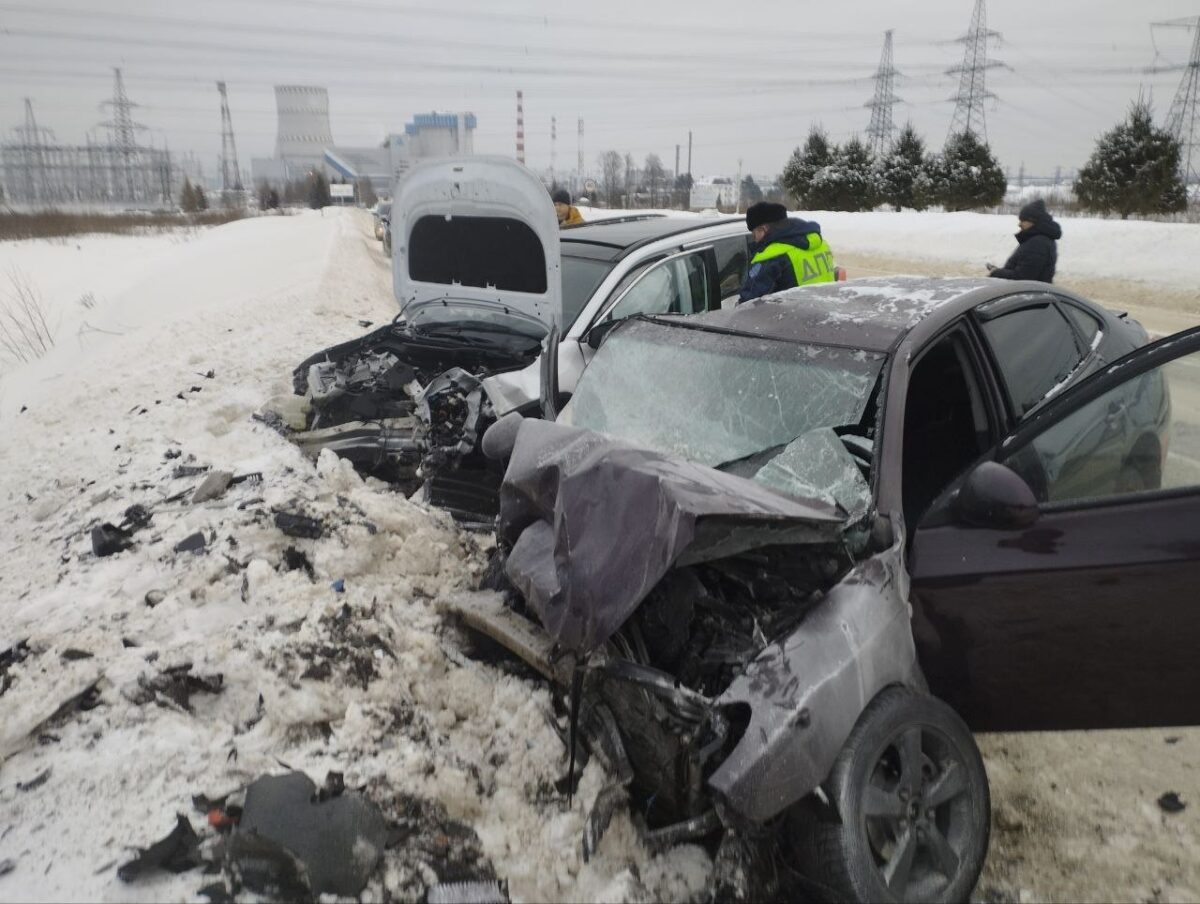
<box><xmin>0</xmin><ymin>210</ymin><xmax>708</xmax><ymax>902</ymax></box>
<box><xmin>0</xmin><ymin>207</ymin><xmax>1197</xmax><ymax>903</ymax></box>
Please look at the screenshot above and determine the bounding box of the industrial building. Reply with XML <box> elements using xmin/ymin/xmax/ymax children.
<box><xmin>250</xmin><ymin>89</ymin><xmax>476</xmax><ymax>199</ymax></box>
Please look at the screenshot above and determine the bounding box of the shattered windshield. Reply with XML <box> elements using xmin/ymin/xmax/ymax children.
<box><xmin>560</xmin><ymin>318</ymin><xmax>883</xmax><ymax>469</ymax></box>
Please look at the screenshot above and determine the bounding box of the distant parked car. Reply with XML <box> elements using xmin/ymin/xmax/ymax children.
<box><xmin>372</xmin><ymin>201</ymin><xmax>391</xmax><ymax>241</ymax></box>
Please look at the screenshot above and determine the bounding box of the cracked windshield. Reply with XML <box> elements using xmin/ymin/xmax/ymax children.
<box><xmin>560</xmin><ymin>319</ymin><xmax>883</xmax><ymax>467</ymax></box>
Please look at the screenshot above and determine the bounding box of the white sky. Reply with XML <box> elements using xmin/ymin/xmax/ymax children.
<box><xmin>1</xmin><ymin>0</ymin><xmax>1197</xmax><ymax>181</ymax></box>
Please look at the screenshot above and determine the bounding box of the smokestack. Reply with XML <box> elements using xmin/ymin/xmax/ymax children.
<box><xmin>516</xmin><ymin>90</ymin><xmax>525</xmax><ymax>166</ymax></box>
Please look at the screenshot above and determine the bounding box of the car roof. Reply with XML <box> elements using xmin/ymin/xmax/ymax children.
<box><xmin>680</xmin><ymin>276</ymin><xmax>1000</xmax><ymax>352</ymax></box>
<box><xmin>560</xmin><ymin>214</ymin><xmax>744</xmax><ymax>262</ymax></box>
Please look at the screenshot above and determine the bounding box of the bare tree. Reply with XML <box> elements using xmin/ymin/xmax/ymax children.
<box><xmin>643</xmin><ymin>154</ymin><xmax>666</xmax><ymax>206</ymax></box>
<box><xmin>0</xmin><ymin>267</ymin><xmax>54</xmax><ymax>364</ymax></box>
<box><xmin>597</xmin><ymin>150</ymin><xmax>623</xmax><ymax>208</ymax></box>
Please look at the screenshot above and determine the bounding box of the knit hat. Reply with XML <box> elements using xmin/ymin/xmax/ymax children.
<box><xmin>551</xmin><ymin>188</ymin><xmax>571</xmax><ymax>206</ymax></box>
<box><xmin>1019</xmin><ymin>198</ymin><xmax>1049</xmax><ymax>222</ymax></box>
<box><xmin>746</xmin><ymin>201</ymin><xmax>788</xmax><ymax>231</ymax></box>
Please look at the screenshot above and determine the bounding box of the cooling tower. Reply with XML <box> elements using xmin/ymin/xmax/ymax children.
<box><xmin>273</xmin><ymin>85</ymin><xmax>334</xmax><ymax>166</ymax></box>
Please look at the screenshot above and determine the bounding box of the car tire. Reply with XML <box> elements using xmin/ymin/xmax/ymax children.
<box><xmin>794</xmin><ymin>687</ymin><xmax>990</xmax><ymax>903</ymax></box>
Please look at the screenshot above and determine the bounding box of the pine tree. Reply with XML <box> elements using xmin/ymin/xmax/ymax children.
<box><xmin>307</xmin><ymin>173</ymin><xmax>331</xmax><ymax>209</ymax></box>
<box><xmin>805</xmin><ymin>136</ymin><xmax>878</xmax><ymax>211</ymax></box>
<box><xmin>781</xmin><ymin>126</ymin><xmax>833</xmax><ymax>207</ymax></box>
<box><xmin>1075</xmin><ymin>101</ymin><xmax>1187</xmax><ymax>219</ymax></box>
<box><xmin>741</xmin><ymin>175</ymin><xmax>764</xmax><ymax>207</ymax></box>
<box><xmin>179</xmin><ymin>178</ymin><xmax>198</xmax><ymax>213</ymax></box>
<box><xmin>356</xmin><ymin>177</ymin><xmax>378</xmax><ymax>207</ymax></box>
<box><xmin>195</xmin><ymin>185</ymin><xmax>209</xmax><ymax>211</ymax></box>
<box><xmin>879</xmin><ymin>123</ymin><xmax>934</xmax><ymax>211</ymax></box>
<box><xmin>932</xmin><ymin>130</ymin><xmax>1006</xmax><ymax>212</ymax></box>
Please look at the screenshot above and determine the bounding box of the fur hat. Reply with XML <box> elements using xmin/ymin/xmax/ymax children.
<box><xmin>746</xmin><ymin>201</ymin><xmax>788</xmax><ymax>231</ymax></box>
<box><xmin>551</xmin><ymin>188</ymin><xmax>571</xmax><ymax>206</ymax></box>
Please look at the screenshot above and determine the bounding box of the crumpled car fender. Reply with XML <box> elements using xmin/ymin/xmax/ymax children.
<box><xmin>707</xmin><ymin>527</ymin><xmax>925</xmax><ymax>824</ymax></box>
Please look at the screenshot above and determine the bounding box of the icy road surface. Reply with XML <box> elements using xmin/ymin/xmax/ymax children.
<box><xmin>0</xmin><ymin>210</ymin><xmax>708</xmax><ymax>902</ymax></box>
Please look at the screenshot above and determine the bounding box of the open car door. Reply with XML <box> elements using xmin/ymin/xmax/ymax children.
<box><xmin>909</xmin><ymin>327</ymin><xmax>1200</xmax><ymax>731</ymax></box>
<box><xmin>394</xmin><ymin>156</ymin><xmax>562</xmax><ymax>337</ymax></box>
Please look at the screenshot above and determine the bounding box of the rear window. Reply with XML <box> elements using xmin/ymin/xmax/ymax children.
<box><xmin>409</xmin><ymin>215</ymin><xmax>546</xmax><ymax>293</ymax></box>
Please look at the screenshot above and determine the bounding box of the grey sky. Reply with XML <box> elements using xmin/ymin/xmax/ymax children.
<box><xmin>1</xmin><ymin>0</ymin><xmax>1197</xmax><ymax>181</ymax></box>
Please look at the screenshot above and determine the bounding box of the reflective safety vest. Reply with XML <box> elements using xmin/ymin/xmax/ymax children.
<box><xmin>750</xmin><ymin>234</ymin><xmax>836</xmax><ymax>288</ymax></box>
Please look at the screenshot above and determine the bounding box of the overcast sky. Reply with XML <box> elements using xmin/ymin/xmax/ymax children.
<box><xmin>2</xmin><ymin>0</ymin><xmax>1197</xmax><ymax>182</ymax></box>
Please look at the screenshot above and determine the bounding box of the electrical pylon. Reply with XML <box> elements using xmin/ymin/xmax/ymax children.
<box><xmin>99</xmin><ymin>67</ymin><xmax>147</xmax><ymax>200</ymax></box>
<box><xmin>946</xmin><ymin>0</ymin><xmax>1004</xmax><ymax>144</ymax></box>
<box><xmin>865</xmin><ymin>30</ymin><xmax>901</xmax><ymax>157</ymax></box>
<box><xmin>217</xmin><ymin>81</ymin><xmax>243</xmax><ymax>192</ymax></box>
<box><xmin>1158</xmin><ymin>17</ymin><xmax>1200</xmax><ymax>186</ymax></box>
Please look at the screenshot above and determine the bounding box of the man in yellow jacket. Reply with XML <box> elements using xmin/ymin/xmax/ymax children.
<box><xmin>552</xmin><ymin>188</ymin><xmax>585</xmax><ymax>227</ymax></box>
<box><xmin>738</xmin><ymin>202</ymin><xmax>835</xmax><ymax>303</ymax></box>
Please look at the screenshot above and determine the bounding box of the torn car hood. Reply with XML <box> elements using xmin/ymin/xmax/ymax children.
<box><xmin>393</xmin><ymin>156</ymin><xmax>562</xmax><ymax>335</ymax></box>
<box><xmin>498</xmin><ymin>419</ymin><xmax>850</xmax><ymax>654</ymax></box>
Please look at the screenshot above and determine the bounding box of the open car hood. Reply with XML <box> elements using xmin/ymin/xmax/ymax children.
<box><xmin>393</xmin><ymin>157</ymin><xmax>562</xmax><ymax>335</ymax></box>
<box><xmin>498</xmin><ymin>419</ymin><xmax>853</xmax><ymax>654</ymax></box>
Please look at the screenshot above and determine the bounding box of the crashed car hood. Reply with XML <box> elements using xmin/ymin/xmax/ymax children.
<box><xmin>393</xmin><ymin>156</ymin><xmax>562</xmax><ymax>335</ymax></box>
<box><xmin>498</xmin><ymin>419</ymin><xmax>849</xmax><ymax>654</ymax></box>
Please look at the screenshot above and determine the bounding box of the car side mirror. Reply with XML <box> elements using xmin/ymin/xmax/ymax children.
<box><xmin>584</xmin><ymin>317</ymin><xmax>620</xmax><ymax>350</ymax></box>
<box><xmin>955</xmin><ymin>461</ymin><xmax>1040</xmax><ymax>529</ymax></box>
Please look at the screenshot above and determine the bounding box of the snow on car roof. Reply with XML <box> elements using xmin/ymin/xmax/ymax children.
<box><xmin>689</xmin><ymin>276</ymin><xmax>997</xmax><ymax>352</ymax></box>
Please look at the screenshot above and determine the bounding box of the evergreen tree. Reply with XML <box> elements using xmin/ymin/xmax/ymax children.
<box><xmin>931</xmin><ymin>130</ymin><xmax>1006</xmax><ymax>211</ymax></box>
<box><xmin>179</xmin><ymin>178</ymin><xmax>198</xmax><ymax>213</ymax></box>
<box><xmin>879</xmin><ymin>123</ymin><xmax>934</xmax><ymax>211</ymax></box>
<box><xmin>741</xmin><ymin>174</ymin><xmax>764</xmax><ymax>207</ymax></box>
<box><xmin>781</xmin><ymin>126</ymin><xmax>833</xmax><ymax>207</ymax></box>
<box><xmin>307</xmin><ymin>172</ymin><xmax>331</xmax><ymax>208</ymax></box>
<box><xmin>1075</xmin><ymin>101</ymin><xmax>1187</xmax><ymax>218</ymax></box>
<box><xmin>805</xmin><ymin>136</ymin><xmax>878</xmax><ymax>211</ymax></box>
<box><xmin>195</xmin><ymin>185</ymin><xmax>209</xmax><ymax>211</ymax></box>
<box><xmin>356</xmin><ymin>177</ymin><xmax>378</xmax><ymax>207</ymax></box>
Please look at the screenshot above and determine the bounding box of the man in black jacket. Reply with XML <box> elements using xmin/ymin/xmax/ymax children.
<box><xmin>988</xmin><ymin>198</ymin><xmax>1062</xmax><ymax>283</ymax></box>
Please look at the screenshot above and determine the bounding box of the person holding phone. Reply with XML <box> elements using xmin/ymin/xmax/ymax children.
<box><xmin>987</xmin><ymin>198</ymin><xmax>1061</xmax><ymax>283</ymax></box>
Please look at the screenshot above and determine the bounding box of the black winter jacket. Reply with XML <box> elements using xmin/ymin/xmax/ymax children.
<box><xmin>990</xmin><ymin>201</ymin><xmax>1062</xmax><ymax>283</ymax></box>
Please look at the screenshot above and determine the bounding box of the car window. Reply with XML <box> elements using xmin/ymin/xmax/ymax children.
<box><xmin>1061</xmin><ymin>302</ymin><xmax>1102</xmax><ymax>350</ymax></box>
<box><xmin>606</xmin><ymin>252</ymin><xmax>708</xmax><ymax>322</ymax></box>
<box><xmin>561</xmin><ymin>256</ymin><xmax>615</xmax><ymax>330</ymax></box>
<box><xmin>979</xmin><ymin>303</ymin><xmax>1084</xmax><ymax>416</ymax></box>
<box><xmin>713</xmin><ymin>235</ymin><xmax>751</xmax><ymax>300</ymax></box>
<box><xmin>1002</xmin><ymin>349</ymin><xmax>1197</xmax><ymax>505</ymax></box>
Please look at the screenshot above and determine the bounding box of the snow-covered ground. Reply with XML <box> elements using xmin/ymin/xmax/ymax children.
<box><xmin>0</xmin><ymin>210</ymin><xmax>708</xmax><ymax>902</ymax></box>
<box><xmin>1</xmin><ymin>207</ymin><xmax>1197</xmax><ymax>903</ymax></box>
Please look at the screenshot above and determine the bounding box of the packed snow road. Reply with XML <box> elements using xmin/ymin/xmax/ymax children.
<box><xmin>0</xmin><ymin>208</ymin><xmax>1196</xmax><ymax>903</ymax></box>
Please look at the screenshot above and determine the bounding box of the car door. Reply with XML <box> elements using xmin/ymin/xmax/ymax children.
<box><xmin>908</xmin><ymin>327</ymin><xmax>1200</xmax><ymax>731</ymax></box>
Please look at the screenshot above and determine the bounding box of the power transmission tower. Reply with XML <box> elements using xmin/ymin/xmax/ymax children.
<box><xmin>550</xmin><ymin>115</ymin><xmax>557</xmax><ymax>185</ymax></box>
<box><xmin>865</xmin><ymin>30</ymin><xmax>901</xmax><ymax>157</ymax></box>
<box><xmin>1156</xmin><ymin>16</ymin><xmax>1200</xmax><ymax>186</ymax></box>
<box><xmin>14</xmin><ymin>98</ymin><xmax>55</xmax><ymax>204</ymax></box>
<box><xmin>217</xmin><ymin>81</ymin><xmax>242</xmax><ymax>192</ymax></box>
<box><xmin>946</xmin><ymin>0</ymin><xmax>1004</xmax><ymax>144</ymax></box>
<box><xmin>99</xmin><ymin>67</ymin><xmax>147</xmax><ymax>201</ymax></box>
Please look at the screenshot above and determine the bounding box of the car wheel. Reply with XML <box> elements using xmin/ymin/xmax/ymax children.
<box><xmin>796</xmin><ymin>687</ymin><xmax>990</xmax><ymax>903</ymax></box>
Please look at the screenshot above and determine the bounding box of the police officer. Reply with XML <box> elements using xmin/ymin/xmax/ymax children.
<box><xmin>739</xmin><ymin>201</ymin><xmax>836</xmax><ymax>303</ymax></box>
